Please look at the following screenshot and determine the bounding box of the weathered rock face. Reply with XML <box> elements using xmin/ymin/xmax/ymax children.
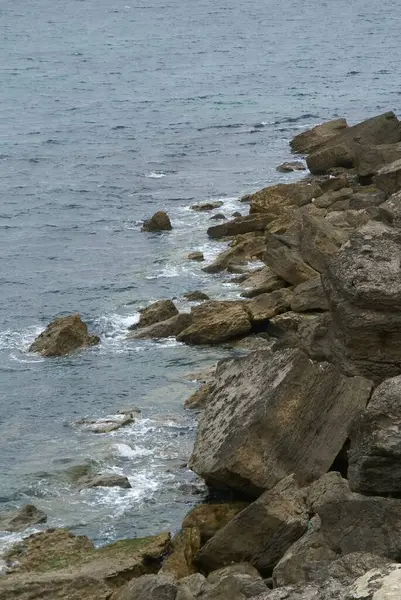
<box><xmin>249</xmin><ymin>181</ymin><xmax>323</xmax><ymax>215</ymax></box>
<box><xmin>128</xmin><ymin>313</ymin><xmax>192</xmax><ymax>340</ymax></box>
<box><xmin>246</xmin><ymin>288</ymin><xmax>293</xmax><ymax>323</ymax></box>
<box><xmin>207</xmin><ymin>214</ymin><xmax>272</xmax><ymax>239</ymax></box>
<box><xmin>177</xmin><ymin>301</ymin><xmax>251</xmax><ymax>345</ymax></box>
<box><xmin>290</xmin><ymin>118</ymin><xmax>348</xmax><ymax>154</ymax></box>
<box><xmin>378</xmin><ymin>190</ymin><xmax>401</xmax><ymax>225</ymax></box>
<box><xmin>160</xmin><ymin>527</ymin><xmax>201</xmax><ymax>580</ymax></box>
<box><xmin>306</xmin><ymin>472</ymin><xmax>355</xmax><ymax>513</ymax></box>
<box><xmin>277</xmin><ymin>161</ymin><xmax>306</xmax><ymax>172</ymax></box>
<box><xmin>313</xmin><ymin>187</ymin><xmax>354</xmax><ymax>210</ymax></box>
<box><xmin>79</xmin><ymin>473</ymin><xmax>131</xmax><ymax>489</ymax></box>
<box><xmin>347</xmin><ymin>564</ymin><xmax>401</xmax><ymax>600</ymax></box>
<box><xmin>184</xmin><ymin>384</ymin><xmax>210</xmax><ymax>409</ymax></box>
<box><xmin>29</xmin><ymin>314</ymin><xmax>100</xmax><ymax>357</ymax></box>
<box><xmin>264</xmin><ymin>232</ymin><xmax>319</xmax><ymax>285</ymax></box>
<box><xmin>196</xmin><ymin>475</ymin><xmax>308</xmax><ymax>574</ymax></box>
<box><xmin>137</xmin><ymin>299</ymin><xmax>179</xmax><ymax>328</ymax></box>
<box><xmin>354</xmin><ymin>142</ymin><xmax>401</xmax><ymax>180</ymax></box>
<box><xmin>182</xmin><ymin>502</ymin><xmax>249</xmax><ymax>543</ymax></box>
<box><xmin>205</xmin><ymin>563</ymin><xmax>268</xmax><ymax>598</ymax></box>
<box><xmin>0</xmin><ymin>504</ymin><xmax>47</xmax><ymax>533</ymax></box>
<box><xmin>240</xmin><ymin>267</ymin><xmax>286</xmax><ymax>298</ymax></box>
<box><xmin>190</xmin><ymin>201</ymin><xmax>224</xmax><ymax>212</ymax></box>
<box><xmin>306</xmin><ymin>112</ymin><xmax>401</xmax><ymax>175</ymax></box>
<box><xmin>290</xmin><ymin>277</ymin><xmax>328</xmax><ymax>312</ymax></box>
<box><xmin>374</xmin><ymin>157</ymin><xmax>401</xmax><ymax>197</ymax></box>
<box><xmin>269</xmin><ymin>311</ymin><xmax>333</xmax><ymax>362</ymax></box>
<box><xmin>202</xmin><ymin>233</ymin><xmax>266</xmax><ymax>273</ymax></box>
<box><xmin>321</xmin><ymin>229</ymin><xmax>401</xmax><ymax>381</ymax></box>
<box><xmin>348</xmin><ymin>375</ymin><xmax>401</xmax><ymax>496</ymax></box>
<box><xmin>189</xmin><ymin>348</ymin><xmax>372</xmax><ymax>496</ymax></box>
<box><xmin>141</xmin><ymin>211</ymin><xmax>172</xmax><ymax>232</ymax></box>
<box><xmin>298</xmin><ymin>212</ymin><xmax>348</xmax><ymax>273</ymax></box>
<box><xmin>111</xmin><ymin>573</ymin><xmax>177</xmax><ymax>600</ymax></box>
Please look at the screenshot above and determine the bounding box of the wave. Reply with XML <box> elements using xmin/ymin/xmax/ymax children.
<box><xmin>145</xmin><ymin>171</ymin><xmax>166</xmax><ymax>178</ymax></box>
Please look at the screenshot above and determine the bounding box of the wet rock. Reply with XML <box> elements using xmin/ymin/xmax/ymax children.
<box><xmin>277</xmin><ymin>161</ymin><xmax>307</xmax><ymax>172</ymax></box>
<box><xmin>306</xmin><ymin>112</ymin><xmax>401</xmax><ymax>175</ymax></box>
<box><xmin>374</xmin><ymin>157</ymin><xmax>401</xmax><ymax>197</ymax></box>
<box><xmin>203</xmin><ymin>233</ymin><xmax>266</xmax><ymax>274</ymax></box>
<box><xmin>321</xmin><ymin>230</ymin><xmax>401</xmax><ymax>381</ymax></box>
<box><xmin>29</xmin><ymin>314</ymin><xmax>100</xmax><ymax>357</ymax></box>
<box><xmin>355</xmin><ymin>142</ymin><xmax>401</xmax><ymax>180</ymax></box>
<box><xmin>0</xmin><ymin>504</ymin><xmax>47</xmax><ymax>533</ymax></box>
<box><xmin>209</xmin><ymin>213</ymin><xmax>226</xmax><ymax>220</ymax></box>
<box><xmin>183</xmin><ymin>291</ymin><xmax>210</xmax><ymax>302</ymax></box>
<box><xmin>290</xmin><ymin>118</ymin><xmax>348</xmax><ymax>154</ymax></box>
<box><xmin>290</xmin><ymin>277</ymin><xmax>328</xmax><ymax>312</ymax></box>
<box><xmin>264</xmin><ymin>231</ymin><xmax>319</xmax><ymax>285</ymax></box>
<box><xmin>207</xmin><ymin>214</ymin><xmax>272</xmax><ymax>239</ymax></box>
<box><xmin>160</xmin><ymin>527</ymin><xmax>201</xmax><ymax>580</ymax></box>
<box><xmin>182</xmin><ymin>502</ymin><xmax>249</xmax><ymax>543</ymax></box>
<box><xmin>111</xmin><ymin>573</ymin><xmax>177</xmax><ymax>600</ymax></box>
<box><xmin>246</xmin><ymin>288</ymin><xmax>293</xmax><ymax>323</ymax></box>
<box><xmin>348</xmin><ymin>374</ymin><xmax>401</xmax><ymax>495</ymax></box>
<box><xmin>240</xmin><ymin>266</ymin><xmax>286</xmax><ymax>298</ymax></box>
<box><xmin>128</xmin><ymin>313</ymin><xmax>192</xmax><ymax>340</ymax></box>
<box><xmin>187</xmin><ymin>251</ymin><xmax>204</xmax><ymax>261</ymax></box>
<box><xmin>299</xmin><ymin>212</ymin><xmax>348</xmax><ymax>273</ymax></box>
<box><xmin>184</xmin><ymin>384</ymin><xmax>210</xmax><ymax>409</ymax></box>
<box><xmin>249</xmin><ymin>181</ymin><xmax>323</xmax><ymax>215</ymax></box>
<box><xmin>189</xmin><ymin>348</ymin><xmax>372</xmax><ymax>496</ymax></box>
<box><xmin>73</xmin><ymin>414</ymin><xmax>134</xmax><ymax>433</ymax></box>
<box><xmin>136</xmin><ymin>299</ymin><xmax>179</xmax><ymax>329</ymax></box>
<box><xmin>141</xmin><ymin>211</ymin><xmax>172</xmax><ymax>232</ymax></box>
<box><xmin>190</xmin><ymin>201</ymin><xmax>224</xmax><ymax>212</ymax></box>
<box><xmin>196</xmin><ymin>475</ymin><xmax>308</xmax><ymax>574</ymax></box>
<box><xmin>79</xmin><ymin>473</ymin><xmax>131</xmax><ymax>489</ymax></box>
<box><xmin>177</xmin><ymin>301</ymin><xmax>251</xmax><ymax>345</ymax></box>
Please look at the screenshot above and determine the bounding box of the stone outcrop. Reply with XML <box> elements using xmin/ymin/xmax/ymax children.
<box><xmin>374</xmin><ymin>157</ymin><xmax>401</xmax><ymax>197</ymax></box>
<box><xmin>190</xmin><ymin>201</ymin><xmax>223</xmax><ymax>212</ymax></box>
<box><xmin>290</xmin><ymin>118</ymin><xmax>348</xmax><ymax>154</ymax></box>
<box><xmin>196</xmin><ymin>475</ymin><xmax>308</xmax><ymax>574</ymax></box>
<box><xmin>248</xmin><ymin>180</ymin><xmax>323</xmax><ymax>215</ymax></box>
<box><xmin>160</xmin><ymin>527</ymin><xmax>201</xmax><ymax>579</ymax></box>
<box><xmin>136</xmin><ymin>299</ymin><xmax>179</xmax><ymax>329</ymax></box>
<box><xmin>348</xmin><ymin>375</ymin><xmax>401</xmax><ymax>495</ymax></box>
<box><xmin>290</xmin><ymin>277</ymin><xmax>328</xmax><ymax>312</ymax></box>
<box><xmin>184</xmin><ymin>384</ymin><xmax>210</xmax><ymax>409</ymax></box>
<box><xmin>321</xmin><ymin>227</ymin><xmax>401</xmax><ymax>381</ymax></box>
<box><xmin>264</xmin><ymin>232</ymin><xmax>319</xmax><ymax>285</ymax></box>
<box><xmin>355</xmin><ymin>142</ymin><xmax>401</xmax><ymax>180</ymax></box>
<box><xmin>246</xmin><ymin>288</ymin><xmax>293</xmax><ymax>323</ymax></box>
<box><xmin>298</xmin><ymin>212</ymin><xmax>348</xmax><ymax>272</ymax></box>
<box><xmin>240</xmin><ymin>267</ymin><xmax>286</xmax><ymax>298</ymax></box>
<box><xmin>141</xmin><ymin>211</ymin><xmax>172</xmax><ymax>231</ymax></box>
<box><xmin>128</xmin><ymin>313</ymin><xmax>192</xmax><ymax>340</ymax></box>
<box><xmin>189</xmin><ymin>348</ymin><xmax>372</xmax><ymax>496</ymax></box>
<box><xmin>0</xmin><ymin>504</ymin><xmax>47</xmax><ymax>533</ymax></box>
<box><xmin>202</xmin><ymin>233</ymin><xmax>266</xmax><ymax>273</ymax></box>
<box><xmin>177</xmin><ymin>301</ymin><xmax>251</xmax><ymax>345</ymax></box>
<box><xmin>29</xmin><ymin>314</ymin><xmax>100</xmax><ymax>357</ymax></box>
<box><xmin>207</xmin><ymin>214</ymin><xmax>272</xmax><ymax>239</ymax></box>
<box><xmin>182</xmin><ymin>502</ymin><xmax>249</xmax><ymax>543</ymax></box>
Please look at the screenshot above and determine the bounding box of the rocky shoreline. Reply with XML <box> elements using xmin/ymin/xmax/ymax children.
<box><xmin>3</xmin><ymin>111</ymin><xmax>401</xmax><ymax>598</ymax></box>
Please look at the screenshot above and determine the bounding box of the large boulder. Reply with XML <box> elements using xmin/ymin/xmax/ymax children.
<box><xmin>248</xmin><ymin>181</ymin><xmax>323</xmax><ymax>215</ymax></box>
<box><xmin>176</xmin><ymin>301</ymin><xmax>251</xmax><ymax>345</ymax></box>
<box><xmin>182</xmin><ymin>502</ymin><xmax>249</xmax><ymax>543</ymax></box>
<box><xmin>246</xmin><ymin>288</ymin><xmax>293</xmax><ymax>323</ymax></box>
<box><xmin>290</xmin><ymin>118</ymin><xmax>348</xmax><ymax>154</ymax></box>
<box><xmin>195</xmin><ymin>475</ymin><xmax>308</xmax><ymax>574</ymax></box>
<box><xmin>160</xmin><ymin>527</ymin><xmax>201</xmax><ymax>580</ymax></box>
<box><xmin>240</xmin><ymin>267</ymin><xmax>286</xmax><ymax>298</ymax></box>
<box><xmin>348</xmin><ymin>375</ymin><xmax>401</xmax><ymax>496</ymax></box>
<box><xmin>298</xmin><ymin>212</ymin><xmax>349</xmax><ymax>273</ymax></box>
<box><xmin>128</xmin><ymin>313</ymin><xmax>192</xmax><ymax>340</ymax></box>
<box><xmin>306</xmin><ymin>112</ymin><xmax>401</xmax><ymax>175</ymax></box>
<box><xmin>354</xmin><ymin>142</ymin><xmax>401</xmax><ymax>180</ymax></box>
<box><xmin>136</xmin><ymin>299</ymin><xmax>179</xmax><ymax>329</ymax></box>
<box><xmin>111</xmin><ymin>574</ymin><xmax>177</xmax><ymax>600</ymax></box>
<box><xmin>204</xmin><ymin>563</ymin><xmax>268</xmax><ymax>598</ymax></box>
<box><xmin>264</xmin><ymin>232</ymin><xmax>319</xmax><ymax>285</ymax></box>
<box><xmin>321</xmin><ymin>228</ymin><xmax>401</xmax><ymax>381</ymax></box>
<box><xmin>141</xmin><ymin>211</ymin><xmax>172</xmax><ymax>232</ymax></box>
<box><xmin>374</xmin><ymin>157</ymin><xmax>401</xmax><ymax>197</ymax></box>
<box><xmin>189</xmin><ymin>348</ymin><xmax>372</xmax><ymax>496</ymax></box>
<box><xmin>269</xmin><ymin>311</ymin><xmax>333</xmax><ymax>362</ymax></box>
<box><xmin>29</xmin><ymin>314</ymin><xmax>100</xmax><ymax>357</ymax></box>
<box><xmin>0</xmin><ymin>504</ymin><xmax>47</xmax><ymax>533</ymax></box>
<box><xmin>378</xmin><ymin>190</ymin><xmax>401</xmax><ymax>225</ymax></box>
<box><xmin>290</xmin><ymin>277</ymin><xmax>328</xmax><ymax>312</ymax></box>
<box><xmin>207</xmin><ymin>214</ymin><xmax>272</xmax><ymax>239</ymax></box>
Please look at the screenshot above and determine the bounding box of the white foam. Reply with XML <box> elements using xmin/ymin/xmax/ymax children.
<box><xmin>0</xmin><ymin>325</ymin><xmax>44</xmax><ymax>353</ymax></box>
<box><xmin>113</xmin><ymin>443</ymin><xmax>153</xmax><ymax>459</ymax></box>
<box><xmin>145</xmin><ymin>171</ymin><xmax>166</xmax><ymax>178</ymax></box>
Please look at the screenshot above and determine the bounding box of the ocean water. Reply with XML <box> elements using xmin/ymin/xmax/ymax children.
<box><xmin>1</xmin><ymin>0</ymin><xmax>400</xmax><ymax>548</ymax></box>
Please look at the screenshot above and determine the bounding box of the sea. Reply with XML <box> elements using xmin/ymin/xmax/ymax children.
<box><xmin>1</xmin><ymin>0</ymin><xmax>400</xmax><ymax>551</ymax></box>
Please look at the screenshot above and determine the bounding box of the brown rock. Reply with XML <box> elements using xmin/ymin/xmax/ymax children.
<box><xmin>183</xmin><ymin>291</ymin><xmax>210</xmax><ymax>302</ymax></box>
<box><xmin>184</xmin><ymin>384</ymin><xmax>210</xmax><ymax>409</ymax></box>
<box><xmin>277</xmin><ymin>161</ymin><xmax>307</xmax><ymax>172</ymax></box>
<box><xmin>203</xmin><ymin>233</ymin><xmax>266</xmax><ymax>274</ymax></box>
<box><xmin>355</xmin><ymin>142</ymin><xmax>401</xmax><ymax>179</ymax></box>
<box><xmin>249</xmin><ymin>181</ymin><xmax>323</xmax><ymax>215</ymax></box>
<box><xmin>141</xmin><ymin>211</ymin><xmax>172</xmax><ymax>232</ymax></box>
<box><xmin>207</xmin><ymin>214</ymin><xmax>272</xmax><ymax>239</ymax></box>
<box><xmin>270</xmin><ymin>312</ymin><xmax>333</xmax><ymax>362</ymax></box>
<box><xmin>205</xmin><ymin>563</ymin><xmax>268</xmax><ymax>598</ymax></box>
<box><xmin>111</xmin><ymin>574</ymin><xmax>177</xmax><ymax>600</ymax></box>
<box><xmin>79</xmin><ymin>473</ymin><xmax>131</xmax><ymax>489</ymax></box>
<box><xmin>240</xmin><ymin>266</ymin><xmax>286</xmax><ymax>298</ymax></box>
<box><xmin>374</xmin><ymin>157</ymin><xmax>401</xmax><ymax>197</ymax></box>
<box><xmin>378</xmin><ymin>190</ymin><xmax>401</xmax><ymax>224</ymax></box>
<box><xmin>29</xmin><ymin>314</ymin><xmax>100</xmax><ymax>357</ymax></box>
<box><xmin>0</xmin><ymin>505</ymin><xmax>47</xmax><ymax>533</ymax></box>
<box><xmin>190</xmin><ymin>201</ymin><xmax>223</xmax><ymax>212</ymax></box>
<box><xmin>313</xmin><ymin>187</ymin><xmax>354</xmax><ymax>209</ymax></box>
<box><xmin>246</xmin><ymin>288</ymin><xmax>293</xmax><ymax>322</ymax></box>
<box><xmin>290</xmin><ymin>118</ymin><xmax>348</xmax><ymax>154</ymax></box>
<box><xmin>182</xmin><ymin>503</ymin><xmax>249</xmax><ymax>543</ymax></box>
<box><xmin>128</xmin><ymin>313</ymin><xmax>192</xmax><ymax>340</ymax></box>
<box><xmin>189</xmin><ymin>348</ymin><xmax>372</xmax><ymax>496</ymax></box>
<box><xmin>160</xmin><ymin>527</ymin><xmax>201</xmax><ymax>580</ymax></box>
<box><xmin>136</xmin><ymin>299</ymin><xmax>179</xmax><ymax>329</ymax></box>
<box><xmin>187</xmin><ymin>251</ymin><xmax>204</xmax><ymax>261</ymax></box>
<box><xmin>264</xmin><ymin>231</ymin><xmax>319</xmax><ymax>285</ymax></box>
<box><xmin>195</xmin><ymin>475</ymin><xmax>308</xmax><ymax>574</ymax></box>
<box><xmin>177</xmin><ymin>301</ymin><xmax>251</xmax><ymax>345</ymax></box>
<box><xmin>306</xmin><ymin>472</ymin><xmax>355</xmax><ymax>513</ymax></box>
<box><xmin>299</xmin><ymin>212</ymin><xmax>348</xmax><ymax>273</ymax></box>
<box><xmin>290</xmin><ymin>277</ymin><xmax>328</xmax><ymax>312</ymax></box>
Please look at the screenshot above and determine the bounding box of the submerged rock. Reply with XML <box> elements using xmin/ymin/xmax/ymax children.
<box><xmin>277</xmin><ymin>161</ymin><xmax>307</xmax><ymax>172</ymax></box>
<box><xmin>29</xmin><ymin>314</ymin><xmax>100</xmax><ymax>357</ymax></box>
<box><xmin>73</xmin><ymin>414</ymin><xmax>134</xmax><ymax>433</ymax></box>
<box><xmin>141</xmin><ymin>211</ymin><xmax>172</xmax><ymax>232</ymax></box>
<box><xmin>0</xmin><ymin>504</ymin><xmax>47</xmax><ymax>533</ymax></box>
<box><xmin>190</xmin><ymin>201</ymin><xmax>223</xmax><ymax>212</ymax></box>
<box><xmin>189</xmin><ymin>348</ymin><xmax>372</xmax><ymax>496</ymax></box>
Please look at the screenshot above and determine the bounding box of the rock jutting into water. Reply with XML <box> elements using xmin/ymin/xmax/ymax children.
<box><xmin>141</xmin><ymin>210</ymin><xmax>172</xmax><ymax>232</ymax></box>
<box><xmin>29</xmin><ymin>314</ymin><xmax>100</xmax><ymax>357</ymax></box>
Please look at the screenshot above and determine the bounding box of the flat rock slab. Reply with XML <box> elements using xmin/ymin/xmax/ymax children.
<box><xmin>189</xmin><ymin>348</ymin><xmax>372</xmax><ymax>496</ymax></box>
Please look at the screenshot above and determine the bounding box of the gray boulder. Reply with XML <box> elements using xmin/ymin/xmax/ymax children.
<box><xmin>290</xmin><ymin>118</ymin><xmax>348</xmax><ymax>154</ymax></box>
<box><xmin>374</xmin><ymin>158</ymin><xmax>401</xmax><ymax>197</ymax></box>
<box><xmin>0</xmin><ymin>504</ymin><xmax>47</xmax><ymax>533</ymax></box>
<box><xmin>189</xmin><ymin>349</ymin><xmax>372</xmax><ymax>496</ymax></box>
